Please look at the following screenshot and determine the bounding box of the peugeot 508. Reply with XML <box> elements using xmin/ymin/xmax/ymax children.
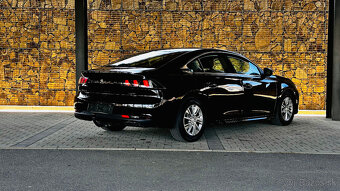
<box><xmin>74</xmin><ymin>49</ymin><xmax>299</xmax><ymax>142</ymax></box>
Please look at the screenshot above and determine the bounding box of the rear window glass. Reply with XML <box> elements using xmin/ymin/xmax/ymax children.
<box><xmin>109</xmin><ymin>49</ymin><xmax>195</xmax><ymax>68</ymax></box>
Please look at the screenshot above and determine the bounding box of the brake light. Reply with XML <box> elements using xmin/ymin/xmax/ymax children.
<box><xmin>123</xmin><ymin>80</ymin><xmax>153</xmax><ymax>88</ymax></box>
<box><xmin>132</xmin><ymin>80</ymin><xmax>138</xmax><ymax>87</ymax></box>
<box><xmin>78</xmin><ymin>76</ymin><xmax>88</xmax><ymax>85</ymax></box>
<box><xmin>121</xmin><ymin>115</ymin><xmax>130</xmax><ymax>119</ymax></box>
<box><xmin>143</xmin><ymin>80</ymin><xmax>149</xmax><ymax>87</ymax></box>
<box><xmin>124</xmin><ymin>80</ymin><xmax>131</xmax><ymax>86</ymax></box>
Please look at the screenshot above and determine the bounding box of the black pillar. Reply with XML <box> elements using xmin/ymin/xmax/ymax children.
<box><xmin>327</xmin><ymin>0</ymin><xmax>334</xmax><ymax>118</ymax></box>
<box><xmin>75</xmin><ymin>0</ymin><xmax>88</xmax><ymax>90</ymax></box>
<box><xmin>333</xmin><ymin>0</ymin><xmax>340</xmax><ymax>120</ymax></box>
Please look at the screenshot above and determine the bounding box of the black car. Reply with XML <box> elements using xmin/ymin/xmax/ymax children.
<box><xmin>75</xmin><ymin>49</ymin><xmax>299</xmax><ymax>142</ymax></box>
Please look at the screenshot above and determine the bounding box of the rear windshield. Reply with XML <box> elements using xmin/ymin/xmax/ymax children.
<box><xmin>109</xmin><ymin>49</ymin><xmax>196</xmax><ymax>68</ymax></box>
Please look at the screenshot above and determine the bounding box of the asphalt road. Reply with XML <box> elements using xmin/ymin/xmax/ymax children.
<box><xmin>0</xmin><ymin>149</ymin><xmax>339</xmax><ymax>191</ymax></box>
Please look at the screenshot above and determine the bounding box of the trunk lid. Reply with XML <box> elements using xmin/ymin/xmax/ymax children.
<box><xmin>78</xmin><ymin>67</ymin><xmax>163</xmax><ymax>105</ymax></box>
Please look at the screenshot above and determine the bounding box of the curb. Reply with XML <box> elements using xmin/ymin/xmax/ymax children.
<box><xmin>297</xmin><ymin>110</ymin><xmax>326</xmax><ymax>115</ymax></box>
<box><xmin>0</xmin><ymin>106</ymin><xmax>74</xmax><ymax>112</ymax></box>
<box><xmin>0</xmin><ymin>147</ymin><xmax>338</xmax><ymax>155</ymax></box>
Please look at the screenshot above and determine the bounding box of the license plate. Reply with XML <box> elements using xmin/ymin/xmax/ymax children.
<box><xmin>88</xmin><ymin>103</ymin><xmax>113</xmax><ymax>114</ymax></box>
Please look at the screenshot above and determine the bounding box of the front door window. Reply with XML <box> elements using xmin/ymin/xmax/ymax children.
<box><xmin>228</xmin><ymin>57</ymin><xmax>261</xmax><ymax>76</ymax></box>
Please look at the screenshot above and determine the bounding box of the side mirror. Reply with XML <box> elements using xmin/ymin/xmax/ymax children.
<box><xmin>263</xmin><ymin>68</ymin><xmax>273</xmax><ymax>77</ymax></box>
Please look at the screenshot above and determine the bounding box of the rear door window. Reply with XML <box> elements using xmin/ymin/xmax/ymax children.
<box><xmin>199</xmin><ymin>55</ymin><xmax>225</xmax><ymax>73</ymax></box>
<box><xmin>183</xmin><ymin>59</ymin><xmax>204</xmax><ymax>72</ymax></box>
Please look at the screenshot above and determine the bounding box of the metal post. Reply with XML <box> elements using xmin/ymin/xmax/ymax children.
<box><xmin>332</xmin><ymin>0</ymin><xmax>340</xmax><ymax>120</ymax></box>
<box><xmin>327</xmin><ymin>0</ymin><xmax>334</xmax><ymax>118</ymax></box>
<box><xmin>75</xmin><ymin>0</ymin><xmax>88</xmax><ymax>91</ymax></box>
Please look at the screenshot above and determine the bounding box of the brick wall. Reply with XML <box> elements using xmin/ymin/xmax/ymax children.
<box><xmin>0</xmin><ymin>0</ymin><xmax>329</xmax><ymax>109</ymax></box>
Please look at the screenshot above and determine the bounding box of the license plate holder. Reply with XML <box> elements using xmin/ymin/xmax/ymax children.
<box><xmin>88</xmin><ymin>103</ymin><xmax>113</xmax><ymax>114</ymax></box>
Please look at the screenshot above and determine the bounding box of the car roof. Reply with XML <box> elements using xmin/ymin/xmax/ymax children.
<box><xmin>161</xmin><ymin>48</ymin><xmax>250</xmax><ymax>60</ymax></box>
<box><xmin>200</xmin><ymin>48</ymin><xmax>250</xmax><ymax>61</ymax></box>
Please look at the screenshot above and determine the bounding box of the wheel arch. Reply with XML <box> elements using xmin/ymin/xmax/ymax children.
<box><xmin>181</xmin><ymin>91</ymin><xmax>208</xmax><ymax>107</ymax></box>
<box><xmin>179</xmin><ymin>91</ymin><xmax>211</xmax><ymax>121</ymax></box>
<box><xmin>170</xmin><ymin>91</ymin><xmax>208</xmax><ymax>142</ymax></box>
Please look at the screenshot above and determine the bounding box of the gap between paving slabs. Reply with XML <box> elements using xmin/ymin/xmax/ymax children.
<box><xmin>11</xmin><ymin>117</ymin><xmax>76</xmax><ymax>148</ymax></box>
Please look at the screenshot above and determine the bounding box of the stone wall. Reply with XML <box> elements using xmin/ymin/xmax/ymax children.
<box><xmin>0</xmin><ymin>0</ymin><xmax>76</xmax><ymax>106</ymax></box>
<box><xmin>0</xmin><ymin>0</ymin><xmax>329</xmax><ymax>109</ymax></box>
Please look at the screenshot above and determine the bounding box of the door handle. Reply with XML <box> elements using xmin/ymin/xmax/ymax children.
<box><xmin>206</xmin><ymin>82</ymin><xmax>217</xmax><ymax>87</ymax></box>
<box><xmin>243</xmin><ymin>83</ymin><xmax>253</xmax><ymax>89</ymax></box>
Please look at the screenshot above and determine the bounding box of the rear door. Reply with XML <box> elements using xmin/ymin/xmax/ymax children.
<box><xmin>193</xmin><ymin>54</ymin><xmax>244</xmax><ymax>119</ymax></box>
<box><xmin>227</xmin><ymin>56</ymin><xmax>277</xmax><ymax>117</ymax></box>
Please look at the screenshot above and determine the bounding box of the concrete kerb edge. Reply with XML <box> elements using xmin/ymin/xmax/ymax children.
<box><xmin>1</xmin><ymin>147</ymin><xmax>339</xmax><ymax>155</ymax></box>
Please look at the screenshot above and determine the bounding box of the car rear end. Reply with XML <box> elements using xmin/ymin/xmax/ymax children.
<box><xmin>74</xmin><ymin>68</ymin><xmax>165</xmax><ymax>127</ymax></box>
<box><xmin>74</xmin><ymin>49</ymin><xmax>199</xmax><ymax>127</ymax></box>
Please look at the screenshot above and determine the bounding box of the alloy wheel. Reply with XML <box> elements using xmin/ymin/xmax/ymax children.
<box><xmin>183</xmin><ymin>104</ymin><xmax>204</xmax><ymax>136</ymax></box>
<box><xmin>281</xmin><ymin>97</ymin><xmax>293</xmax><ymax>121</ymax></box>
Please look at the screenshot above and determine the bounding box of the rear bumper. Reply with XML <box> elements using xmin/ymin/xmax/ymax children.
<box><xmin>74</xmin><ymin>97</ymin><xmax>180</xmax><ymax>127</ymax></box>
<box><xmin>74</xmin><ymin>111</ymin><xmax>155</xmax><ymax>127</ymax></box>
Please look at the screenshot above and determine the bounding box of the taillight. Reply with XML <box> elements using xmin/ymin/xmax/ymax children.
<box><xmin>123</xmin><ymin>79</ymin><xmax>153</xmax><ymax>88</ymax></box>
<box><xmin>132</xmin><ymin>80</ymin><xmax>138</xmax><ymax>87</ymax></box>
<box><xmin>78</xmin><ymin>76</ymin><xmax>88</xmax><ymax>85</ymax></box>
<box><xmin>143</xmin><ymin>80</ymin><xmax>149</xmax><ymax>87</ymax></box>
<box><xmin>124</xmin><ymin>80</ymin><xmax>131</xmax><ymax>86</ymax></box>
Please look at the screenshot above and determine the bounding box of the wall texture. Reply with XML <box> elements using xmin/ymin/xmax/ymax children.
<box><xmin>0</xmin><ymin>0</ymin><xmax>329</xmax><ymax>110</ymax></box>
<box><xmin>0</xmin><ymin>0</ymin><xmax>76</xmax><ymax>106</ymax></box>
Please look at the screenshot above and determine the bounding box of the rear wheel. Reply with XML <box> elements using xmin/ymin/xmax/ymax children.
<box><xmin>93</xmin><ymin>120</ymin><xmax>126</xmax><ymax>131</ymax></box>
<box><xmin>271</xmin><ymin>93</ymin><xmax>295</xmax><ymax>125</ymax></box>
<box><xmin>170</xmin><ymin>99</ymin><xmax>206</xmax><ymax>142</ymax></box>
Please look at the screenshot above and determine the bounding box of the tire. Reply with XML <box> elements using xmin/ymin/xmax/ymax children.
<box><xmin>170</xmin><ymin>99</ymin><xmax>206</xmax><ymax>142</ymax></box>
<box><xmin>271</xmin><ymin>93</ymin><xmax>295</xmax><ymax>126</ymax></box>
<box><xmin>93</xmin><ymin>120</ymin><xmax>126</xmax><ymax>131</ymax></box>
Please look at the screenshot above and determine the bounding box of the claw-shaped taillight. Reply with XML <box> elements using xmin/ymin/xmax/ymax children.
<box><xmin>78</xmin><ymin>76</ymin><xmax>88</xmax><ymax>85</ymax></box>
<box><xmin>123</xmin><ymin>79</ymin><xmax>153</xmax><ymax>88</ymax></box>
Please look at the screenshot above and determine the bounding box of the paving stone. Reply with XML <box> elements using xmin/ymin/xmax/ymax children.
<box><xmin>0</xmin><ymin>112</ymin><xmax>73</xmax><ymax>147</ymax></box>
<box><xmin>27</xmin><ymin>118</ymin><xmax>209</xmax><ymax>150</ymax></box>
<box><xmin>0</xmin><ymin>113</ymin><xmax>339</xmax><ymax>154</ymax></box>
<box><xmin>215</xmin><ymin>116</ymin><xmax>340</xmax><ymax>153</ymax></box>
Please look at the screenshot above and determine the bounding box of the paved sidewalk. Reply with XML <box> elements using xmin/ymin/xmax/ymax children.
<box><xmin>0</xmin><ymin>112</ymin><xmax>339</xmax><ymax>154</ymax></box>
